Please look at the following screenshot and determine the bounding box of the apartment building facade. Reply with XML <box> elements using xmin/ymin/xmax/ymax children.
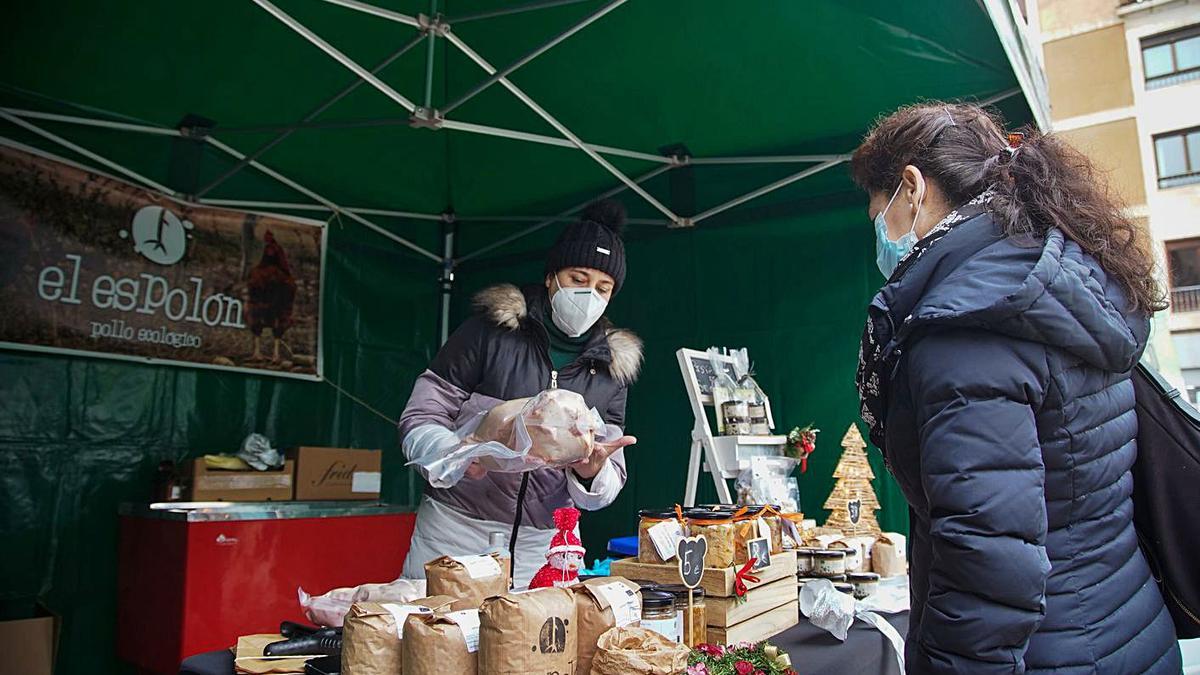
<box><xmin>1040</xmin><ymin>0</ymin><xmax>1200</xmax><ymax>401</ymax></box>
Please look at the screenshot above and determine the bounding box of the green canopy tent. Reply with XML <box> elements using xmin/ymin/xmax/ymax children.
<box><xmin>0</xmin><ymin>1</ymin><xmax>1047</xmax><ymax>671</ymax></box>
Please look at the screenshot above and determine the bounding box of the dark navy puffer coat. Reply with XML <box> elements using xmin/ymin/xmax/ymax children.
<box><xmin>871</xmin><ymin>213</ymin><xmax>1181</xmax><ymax>673</ymax></box>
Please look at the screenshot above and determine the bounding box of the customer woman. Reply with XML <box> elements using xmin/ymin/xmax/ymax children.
<box><xmin>397</xmin><ymin>200</ymin><xmax>641</xmax><ymax>585</ymax></box>
<box><xmin>852</xmin><ymin>103</ymin><xmax>1180</xmax><ymax>673</ymax></box>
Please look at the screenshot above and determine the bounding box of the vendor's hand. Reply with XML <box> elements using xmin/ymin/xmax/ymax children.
<box><xmin>464</xmin><ymin>460</ymin><xmax>488</xmax><ymax>480</ymax></box>
<box><xmin>569</xmin><ymin>435</ymin><xmax>637</xmax><ymax>480</ymax></box>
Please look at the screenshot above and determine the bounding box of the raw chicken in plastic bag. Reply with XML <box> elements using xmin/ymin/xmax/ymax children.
<box><xmin>410</xmin><ymin>388</ymin><xmax>622</xmax><ymax>488</ymax></box>
<box><xmin>298</xmin><ymin>579</ymin><xmax>429</xmax><ymax>626</ymax></box>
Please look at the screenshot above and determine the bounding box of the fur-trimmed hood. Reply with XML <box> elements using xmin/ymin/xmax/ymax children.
<box><xmin>473</xmin><ymin>283</ymin><xmax>643</xmax><ymax>385</ymax></box>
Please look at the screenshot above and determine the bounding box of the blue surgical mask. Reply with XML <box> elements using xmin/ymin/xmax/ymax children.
<box><xmin>874</xmin><ymin>183</ymin><xmax>923</xmax><ymax>278</ymax></box>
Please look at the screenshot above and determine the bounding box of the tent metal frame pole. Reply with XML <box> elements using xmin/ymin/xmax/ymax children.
<box><xmin>690</xmin><ymin>158</ymin><xmax>845</xmax><ymax>225</ymax></box>
<box><xmin>688</xmin><ymin>154</ymin><xmax>851</xmax><ymax>166</ymax></box>
<box><xmin>197</xmin><ymin>198</ymin><xmax>444</xmax><ymax>221</ymax></box>
<box><xmin>423</xmin><ymin>0</ymin><xmax>439</xmax><ymax>109</ymax></box>
<box><xmin>454</xmin><ymin>215</ymin><xmax>669</xmax><ymax>225</ymax></box>
<box><xmin>252</xmin><ymin>0</ymin><xmax>418</xmax><ymax>113</ymax></box>
<box><xmin>196</xmin><ymin>31</ymin><xmax>427</xmax><ymax>199</ymax></box>
<box><xmin>0</xmin><ymin>108</ymin><xmax>182</xmax><ymax>137</ymax></box>
<box><xmin>439</xmin><ymin>226</ymin><xmax>455</xmax><ymax>345</ymax></box>
<box><xmin>449</xmin><ymin>0</ymin><xmax>594</xmax><ymax>24</ymax></box>
<box><xmin>456</xmin><ymin>162</ymin><xmax>674</xmax><ymax>265</ymax></box>
<box><xmin>205</xmin><ymin>135</ymin><xmax>442</xmax><ymax>262</ymax></box>
<box><xmin>439</xmin><ymin>118</ymin><xmax>674</xmax><ymax>164</ymax></box>
<box><xmin>979</xmin><ymin>86</ymin><xmax>1021</xmax><ymax>107</ymax></box>
<box><xmin>317</xmin><ymin>0</ymin><xmax>421</xmax><ymax>27</ymax></box>
<box><xmin>440</xmin><ymin>0</ymin><xmax>627</xmax><ymax>116</ymax></box>
<box><xmin>0</xmin><ymin>110</ymin><xmax>179</xmax><ymax>195</ymax></box>
<box><xmin>444</xmin><ymin>32</ymin><xmax>681</xmax><ymax>223</ymax></box>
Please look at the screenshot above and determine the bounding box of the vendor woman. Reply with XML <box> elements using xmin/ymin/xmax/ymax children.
<box><xmin>398</xmin><ymin>200</ymin><xmax>641</xmax><ymax>585</ymax></box>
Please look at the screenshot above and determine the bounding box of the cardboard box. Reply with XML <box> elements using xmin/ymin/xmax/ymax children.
<box><xmin>0</xmin><ymin>604</ymin><xmax>59</xmax><ymax>675</ymax></box>
<box><xmin>293</xmin><ymin>446</ymin><xmax>381</xmax><ymax>501</ymax></box>
<box><xmin>188</xmin><ymin>459</ymin><xmax>294</xmax><ymax>501</ymax></box>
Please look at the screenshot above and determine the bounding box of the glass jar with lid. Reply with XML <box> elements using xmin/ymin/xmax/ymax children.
<box><xmin>637</xmin><ymin>508</ymin><xmax>681</xmax><ymax>564</ymax></box>
<box><xmin>658</xmin><ymin>584</ymin><xmax>707</xmax><ymax>647</ymax></box>
<box><xmin>639</xmin><ymin>590</ymin><xmax>680</xmax><ymax>643</ymax></box>
<box><xmin>685</xmin><ymin>508</ymin><xmax>736</xmax><ymax>568</ymax></box>
<box><xmin>812</xmin><ymin>549</ymin><xmax>847</xmax><ymax>577</ymax></box>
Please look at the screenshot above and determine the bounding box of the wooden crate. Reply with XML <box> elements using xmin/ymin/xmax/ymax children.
<box><xmin>610</xmin><ymin>551</ymin><xmax>797</xmax><ymax>598</ymax></box>
<box><xmin>706</xmin><ymin>576</ymin><xmax>797</xmax><ymax>627</ymax></box>
<box><xmin>705</xmin><ymin>601</ymin><xmax>799</xmax><ymax>645</ymax></box>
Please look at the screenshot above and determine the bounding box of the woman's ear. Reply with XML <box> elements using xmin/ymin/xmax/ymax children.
<box><xmin>901</xmin><ymin>164</ymin><xmax>926</xmax><ymax>211</ymax></box>
<box><xmin>545</xmin><ymin>272</ymin><xmax>554</xmax><ymax>291</ymax></box>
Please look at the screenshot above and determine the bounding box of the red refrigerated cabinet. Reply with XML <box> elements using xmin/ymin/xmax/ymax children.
<box><xmin>117</xmin><ymin>501</ymin><xmax>416</xmax><ymax>675</ymax></box>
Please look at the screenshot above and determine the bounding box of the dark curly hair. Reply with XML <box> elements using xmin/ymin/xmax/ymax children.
<box><xmin>851</xmin><ymin>102</ymin><xmax>1166</xmax><ymax>313</ymax></box>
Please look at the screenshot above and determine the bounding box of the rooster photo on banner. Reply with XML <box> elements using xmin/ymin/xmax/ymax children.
<box><xmin>0</xmin><ymin>145</ymin><xmax>325</xmax><ymax>379</ymax></box>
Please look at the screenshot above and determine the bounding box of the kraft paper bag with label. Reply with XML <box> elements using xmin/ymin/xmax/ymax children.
<box><xmin>573</xmin><ymin>577</ymin><xmax>642</xmax><ymax>675</ymax></box>
<box><xmin>589</xmin><ymin>626</ymin><xmax>690</xmax><ymax>675</ymax></box>
<box><xmin>871</xmin><ymin>533</ymin><xmax>908</xmax><ymax>577</ymax></box>
<box><xmin>479</xmin><ymin>587</ymin><xmax>577</xmax><ymax>675</ymax></box>
<box><xmin>403</xmin><ymin>610</ymin><xmax>480</xmax><ymax>675</ymax></box>
<box><xmin>340</xmin><ymin>596</ymin><xmax>454</xmax><ymax>675</ymax></box>
<box><xmin>234</xmin><ymin>634</ymin><xmax>309</xmax><ymax>674</ymax></box>
<box><xmin>425</xmin><ymin>553</ymin><xmax>511</xmax><ymax>611</ymax></box>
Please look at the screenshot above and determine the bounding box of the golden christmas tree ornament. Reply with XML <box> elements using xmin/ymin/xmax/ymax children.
<box><xmin>822</xmin><ymin>424</ymin><xmax>882</xmax><ymax>537</ymax></box>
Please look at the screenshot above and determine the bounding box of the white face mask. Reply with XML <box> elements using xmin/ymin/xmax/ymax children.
<box><xmin>550</xmin><ymin>275</ymin><xmax>608</xmax><ymax>338</ymax></box>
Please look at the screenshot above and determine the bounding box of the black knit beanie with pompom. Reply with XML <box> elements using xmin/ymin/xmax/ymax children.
<box><xmin>544</xmin><ymin>199</ymin><xmax>627</xmax><ymax>293</ymax></box>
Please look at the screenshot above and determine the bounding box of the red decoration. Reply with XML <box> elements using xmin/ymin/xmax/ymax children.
<box><xmin>733</xmin><ymin>558</ymin><xmax>761</xmax><ymax>597</ymax></box>
<box><xmin>528</xmin><ymin>507</ymin><xmax>586</xmax><ymax>589</ymax></box>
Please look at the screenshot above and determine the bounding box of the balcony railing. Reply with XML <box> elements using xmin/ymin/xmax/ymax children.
<box><xmin>1171</xmin><ymin>285</ymin><xmax>1200</xmax><ymax>313</ymax></box>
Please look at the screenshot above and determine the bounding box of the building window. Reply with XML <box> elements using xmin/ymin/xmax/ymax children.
<box><xmin>1167</xmin><ymin>238</ymin><xmax>1200</xmax><ymax>313</ymax></box>
<box><xmin>1141</xmin><ymin>24</ymin><xmax>1200</xmax><ymax>89</ymax></box>
<box><xmin>1154</xmin><ymin>127</ymin><xmax>1200</xmax><ymax>188</ymax></box>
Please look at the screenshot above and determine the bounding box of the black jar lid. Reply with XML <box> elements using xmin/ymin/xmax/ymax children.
<box><xmin>638</xmin><ymin>508</ymin><xmax>679</xmax><ymax>519</ymax></box>
<box><xmin>657</xmin><ymin>583</ymin><xmax>705</xmax><ymax>601</ymax></box>
<box><xmin>847</xmin><ymin>572</ymin><xmax>880</xmax><ymax>582</ymax></box>
<box><xmin>812</xmin><ymin>549</ymin><xmax>846</xmax><ymax>559</ymax></box>
<box><xmin>641</xmin><ymin>590</ymin><xmax>674</xmax><ymax>610</ymax></box>
<box><xmin>834</xmin><ymin>582</ymin><xmax>855</xmax><ymax>595</ymax></box>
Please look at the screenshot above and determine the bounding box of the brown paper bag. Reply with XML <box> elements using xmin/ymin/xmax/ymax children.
<box><xmin>425</xmin><ymin>553</ymin><xmax>511</xmax><ymax>611</ymax></box>
<box><xmin>872</xmin><ymin>534</ymin><xmax>907</xmax><ymax>577</ymax></box>
<box><xmin>340</xmin><ymin>596</ymin><xmax>454</xmax><ymax>675</ymax></box>
<box><xmin>589</xmin><ymin>626</ymin><xmax>690</xmax><ymax>675</ymax></box>
<box><xmin>573</xmin><ymin>577</ymin><xmax>642</xmax><ymax>675</ymax></box>
<box><xmin>479</xmin><ymin>587</ymin><xmax>577</xmax><ymax>675</ymax></box>
<box><xmin>403</xmin><ymin>609</ymin><xmax>480</xmax><ymax>675</ymax></box>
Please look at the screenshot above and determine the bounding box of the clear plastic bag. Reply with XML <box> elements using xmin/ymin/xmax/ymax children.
<box><xmin>736</xmin><ymin>456</ymin><xmax>800</xmax><ymax>511</ymax></box>
<box><xmin>409</xmin><ymin>388</ymin><xmax>621</xmax><ymax>488</ymax></box>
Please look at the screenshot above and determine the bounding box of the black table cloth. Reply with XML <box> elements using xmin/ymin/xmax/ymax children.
<box><xmin>178</xmin><ymin>612</ymin><xmax>909</xmax><ymax>675</ymax></box>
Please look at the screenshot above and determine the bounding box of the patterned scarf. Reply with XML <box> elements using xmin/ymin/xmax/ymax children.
<box><xmin>855</xmin><ymin>189</ymin><xmax>995</xmax><ymax>451</ymax></box>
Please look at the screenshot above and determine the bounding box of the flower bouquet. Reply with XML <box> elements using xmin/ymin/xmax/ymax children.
<box><xmin>785</xmin><ymin>425</ymin><xmax>819</xmax><ymax>473</ymax></box>
<box><xmin>687</xmin><ymin>641</ymin><xmax>795</xmax><ymax>675</ymax></box>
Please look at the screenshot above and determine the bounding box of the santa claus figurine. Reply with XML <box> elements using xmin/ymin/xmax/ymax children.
<box><xmin>528</xmin><ymin>507</ymin><xmax>586</xmax><ymax>589</ymax></box>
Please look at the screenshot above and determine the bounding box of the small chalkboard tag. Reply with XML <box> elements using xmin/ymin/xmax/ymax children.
<box><xmin>848</xmin><ymin>499</ymin><xmax>862</xmax><ymax>525</ymax></box>
<box><xmin>676</xmin><ymin>535</ymin><xmax>707</xmax><ymax>589</ymax></box>
<box><xmin>747</xmin><ymin>537</ymin><xmax>771</xmax><ymax>571</ymax></box>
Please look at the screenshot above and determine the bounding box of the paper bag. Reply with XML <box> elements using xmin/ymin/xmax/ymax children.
<box><xmin>588</xmin><ymin>626</ymin><xmax>690</xmax><ymax>675</ymax></box>
<box><xmin>425</xmin><ymin>553</ymin><xmax>510</xmax><ymax>611</ymax></box>
<box><xmin>403</xmin><ymin>610</ymin><xmax>480</xmax><ymax>675</ymax></box>
<box><xmin>341</xmin><ymin>596</ymin><xmax>454</xmax><ymax>675</ymax></box>
<box><xmin>479</xmin><ymin>587</ymin><xmax>577</xmax><ymax>675</ymax></box>
<box><xmin>233</xmin><ymin>634</ymin><xmax>308</xmax><ymax>674</ymax></box>
<box><xmin>573</xmin><ymin>577</ymin><xmax>642</xmax><ymax>675</ymax></box>
<box><xmin>872</xmin><ymin>533</ymin><xmax>907</xmax><ymax>577</ymax></box>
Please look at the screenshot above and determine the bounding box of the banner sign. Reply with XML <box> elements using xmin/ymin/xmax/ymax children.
<box><xmin>0</xmin><ymin>144</ymin><xmax>324</xmax><ymax>379</ymax></box>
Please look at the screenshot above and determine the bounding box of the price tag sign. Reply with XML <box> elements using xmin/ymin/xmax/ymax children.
<box><xmin>676</xmin><ymin>535</ymin><xmax>708</xmax><ymax>589</ymax></box>
<box><xmin>649</xmin><ymin>519</ymin><xmax>685</xmax><ymax>561</ymax></box>
<box><xmin>747</xmin><ymin>537</ymin><xmax>771</xmax><ymax>571</ymax></box>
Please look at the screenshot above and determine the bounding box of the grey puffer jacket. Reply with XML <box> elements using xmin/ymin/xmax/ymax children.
<box><xmin>398</xmin><ymin>283</ymin><xmax>642</xmax><ymax>528</ymax></box>
<box><xmin>869</xmin><ymin>213</ymin><xmax>1181</xmax><ymax>673</ymax></box>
